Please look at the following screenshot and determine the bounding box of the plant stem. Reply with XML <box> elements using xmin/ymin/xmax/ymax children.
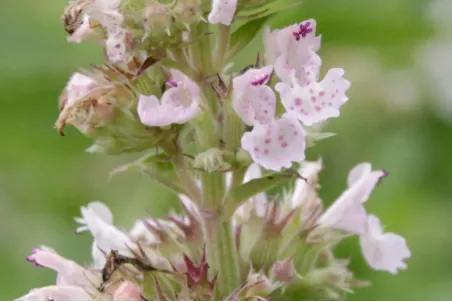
<box><xmin>202</xmin><ymin>172</ymin><xmax>240</xmax><ymax>298</ymax></box>
<box><xmin>171</xmin><ymin>153</ymin><xmax>202</xmax><ymax>204</ymax></box>
<box><xmin>214</xmin><ymin>24</ymin><xmax>231</xmax><ymax>72</ymax></box>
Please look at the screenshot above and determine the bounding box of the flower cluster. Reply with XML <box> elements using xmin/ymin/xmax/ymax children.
<box><xmin>17</xmin><ymin>0</ymin><xmax>410</xmax><ymax>300</ymax></box>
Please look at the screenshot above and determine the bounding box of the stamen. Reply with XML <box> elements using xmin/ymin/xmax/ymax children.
<box><xmin>298</xmin><ymin>21</ymin><xmax>313</xmax><ymax>38</ymax></box>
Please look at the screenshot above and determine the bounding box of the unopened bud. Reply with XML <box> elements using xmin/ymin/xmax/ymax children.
<box><xmin>172</xmin><ymin>0</ymin><xmax>202</xmax><ymax>25</ymax></box>
<box><xmin>193</xmin><ymin>148</ymin><xmax>231</xmax><ymax>172</ymax></box>
<box><xmin>143</xmin><ymin>1</ymin><xmax>172</xmax><ymax>32</ymax></box>
<box><xmin>270</xmin><ymin>259</ymin><xmax>296</xmax><ymax>283</ymax></box>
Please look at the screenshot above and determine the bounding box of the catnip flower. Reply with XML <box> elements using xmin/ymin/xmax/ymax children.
<box><xmin>138</xmin><ymin>69</ymin><xmax>200</xmax><ymax>127</ymax></box>
<box><xmin>208</xmin><ymin>0</ymin><xmax>237</xmax><ymax>25</ymax></box>
<box><xmin>360</xmin><ymin>215</ymin><xmax>411</xmax><ymax>274</ymax></box>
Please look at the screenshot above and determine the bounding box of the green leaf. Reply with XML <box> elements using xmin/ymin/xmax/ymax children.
<box><xmin>224</xmin><ymin>171</ymin><xmax>298</xmax><ymax>217</ymax></box>
<box><xmin>142</xmin><ymin>271</ymin><xmax>180</xmax><ymax>300</ymax></box>
<box><xmin>227</xmin><ymin>15</ymin><xmax>273</xmax><ymax>59</ymax></box>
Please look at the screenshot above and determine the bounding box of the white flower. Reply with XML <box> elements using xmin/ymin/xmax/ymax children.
<box><xmin>233</xmin><ymin>66</ymin><xmax>307</xmax><ymax>171</ymax></box>
<box><xmin>291</xmin><ymin>159</ymin><xmax>323</xmax><ymax>207</ymax></box>
<box><xmin>318</xmin><ymin>163</ymin><xmax>386</xmax><ymax>234</ymax></box>
<box><xmin>241</xmin><ymin>114</ymin><xmax>306</xmax><ymax>171</ymax></box>
<box><xmin>276</xmin><ymin>68</ymin><xmax>350</xmax><ymax>126</ymax></box>
<box><xmin>75</xmin><ymin>201</ymin><xmax>135</xmax><ymax>267</ymax></box>
<box><xmin>67</xmin><ymin>15</ymin><xmax>94</xmax><ymax>43</ymax></box>
<box><xmin>138</xmin><ymin>69</ymin><xmax>200</xmax><ymax>127</ymax></box>
<box><xmin>208</xmin><ymin>0</ymin><xmax>237</xmax><ymax>25</ymax></box>
<box><xmin>360</xmin><ymin>215</ymin><xmax>411</xmax><ymax>274</ymax></box>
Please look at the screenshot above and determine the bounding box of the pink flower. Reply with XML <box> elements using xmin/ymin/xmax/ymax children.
<box><xmin>241</xmin><ymin>114</ymin><xmax>306</xmax><ymax>171</ymax></box>
<box><xmin>233</xmin><ymin>66</ymin><xmax>307</xmax><ymax>171</ymax></box>
<box><xmin>17</xmin><ymin>286</ymin><xmax>92</xmax><ymax>301</ymax></box>
<box><xmin>276</xmin><ymin>68</ymin><xmax>350</xmax><ymax>126</ymax></box>
<box><xmin>113</xmin><ymin>281</ymin><xmax>145</xmax><ymax>301</ymax></box>
<box><xmin>64</xmin><ymin>73</ymin><xmax>97</xmax><ymax>107</ymax></box>
<box><xmin>232</xmin><ymin>65</ymin><xmax>275</xmax><ymax>126</ymax></box>
<box><xmin>360</xmin><ymin>215</ymin><xmax>411</xmax><ymax>274</ymax></box>
<box><xmin>318</xmin><ymin>163</ymin><xmax>387</xmax><ymax>234</ymax></box>
<box><xmin>138</xmin><ymin>69</ymin><xmax>200</xmax><ymax>127</ymax></box>
<box><xmin>208</xmin><ymin>0</ymin><xmax>237</xmax><ymax>25</ymax></box>
<box><xmin>264</xmin><ymin>19</ymin><xmax>321</xmax><ymax>67</ymax></box>
<box><xmin>25</xmin><ymin>247</ymin><xmax>99</xmax><ymax>288</ymax></box>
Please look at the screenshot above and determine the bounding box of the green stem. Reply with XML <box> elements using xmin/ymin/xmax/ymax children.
<box><xmin>223</xmin><ymin>101</ymin><xmax>244</xmax><ymax>152</ymax></box>
<box><xmin>202</xmin><ymin>172</ymin><xmax>240</xmax><ymax>298</ymax></box>
<box><xmin>213</xmin><ymin>24</ymin><xmax>231</xmax><ymax>72</ymax></box>
<box><xmin>171</xmin><ymin>153</ymin><xmax>202</xmax><ymax>204</ymax></box>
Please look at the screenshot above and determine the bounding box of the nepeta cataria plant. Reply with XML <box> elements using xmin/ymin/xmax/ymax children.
<box><xmin>17</xmin><ymin>0</ymin><xmax>411</xmax><ymax>300</ymax></box>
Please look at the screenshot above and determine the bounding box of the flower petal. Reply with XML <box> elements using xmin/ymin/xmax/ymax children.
<box><xmin>276</xmin><ymin>68</ymin><xmax>350</xmax><ymax>126</ymax></box>
<box><xmin>318</xmin><ymin>163</ymin><xmax>385</xmax><ymax>234</ymax></box>
<box><xmin>67</xmin><ymin>15</ymin><xmax>93</xmax><ymax>43</ymax></box>
<box><xmin>360</xmin><ymin>215</ymin><xmax>411</xmax><ymax>274</ymax></box>
<box><xmin>16</xmin><ymin>285</ymin><xmax>92</xmax><ymax>301</ymax></box>
<box><xmin>232</xmin><ymin>66</ymin><xmax>276</xmax><ymax>126</ymax></box>
<box><xmin>241</xmin><ymin>114</ymin><xmax>306</xmax><ymax>171</ymax></box>
<box><xmin>264</xmin><ymin>19</ymin><xmax>321</xmax><ymax>65</ymax></box>
<box><xmin>291</xmin><ymin>159</ymin><xmax>323</xmax><ymax>207</ymax></box>
<box><xmin>208</xmin><ymin>0</ymin><xmax>237</xmax><ymax>25</ymax></box>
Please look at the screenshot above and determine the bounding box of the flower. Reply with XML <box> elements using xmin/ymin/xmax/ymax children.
<box><xmin>208</xmin><ymin>0</ymin><xmax>237</xmax><ymax>25</ymax></box>
<box><xmin>241</xmin><ymin>114</ymin><xmax>306</xmax><ymax>171</ymax></box>
<box><xmin>276</xmin><ymin>68</ymin><xmax>351</xmax><ymax>126</ymax></box>
<box><xmin>138</xmin><ymin>69</ymin><xmax>200</xmax><ymax>127</ymax></box>
<box><xmin>233</xmin><ymin>66</ymin><xmax>307</xmax><ymax>171</ymax></box>
<box><xmin>317</xmin><ymin>163</ymin><xmax>387</xmax><ymax>234</ymax></box>
<box><xmin>359</xmin><ymin>215</ymin><xmax>411</xmax><ymax>274</ymax></box>
<box><xmin>17</xmin><ymin>286</ymin><xmax>92</xmax><ymax>301</ymax></box>
<box><xmin>113</xmin><ymin>281</ymin><xmax>145</xmax><ymax>301</ymax></box>
<box><xmin>67</xmin><ymin>15</ymin><xmax>95</xmax><ymax>43</ymax></box>
<box><xmin>60</xmin><ymin>73</ymin><xmax>98</xmax><ymax>109</ymax></box>
<box><xmin>264</xmin><ymin>19</ymin><xmax>321</xmax><ymax>66</ymax></box>
<box><xmin>75</xmin><ymin>201</ymin><xmax>135</xmax><ymax>266</ymax></box>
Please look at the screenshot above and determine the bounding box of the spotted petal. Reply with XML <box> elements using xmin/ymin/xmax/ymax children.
<box><xmin>208</xmin><ymin>0</ymin><xmax>237</xmax><ymax>25</ymax></box>
<box><xmin>276</xmin><ymin>68</ymin><xmax>350</xmax><ymax>126</ymax></box>
<box><xmin>241</xmin><ymin>114</ymin><xmax>306</xmax><ymax>171</ymax></box>
<box><xmin>232</xmin><ymin>66</ymin><xmax>275</xmax><ymax>126</ymax></box>
<box><xmin>360</xmin><ymin>215</ymin><xmax>411</xmax><ymax>274</ymax></box>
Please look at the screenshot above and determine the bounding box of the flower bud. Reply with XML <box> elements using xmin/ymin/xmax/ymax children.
<box><xmin>193</xmin><ymin>148</ymin><xmax>231</xmax><ymax>172</ymax></box>
<box><xmin>143</xmin><ymin>1</ymin><xmax>172</xmax><ymax>33</ymax></box>
<box><xmin>270</xmin><ymin>259</ymin><xmax>296</xmax><ymax>283</ymax></box>
<box><xmin>172</xmin><ymin>0</ymin><xmax>202</xmax><ymax>26</ymax></box>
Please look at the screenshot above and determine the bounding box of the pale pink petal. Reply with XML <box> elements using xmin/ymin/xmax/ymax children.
<box><xmin>232</xmin><ymin>66</ymin><xmax>275</xmax><ymax>126</ymax></box>
<box><xmin>66</xmin><ymin>73</ymin><xmax>97</xmax><ymax>107</ymax></box>
<box><xmin>67</xmin><ymin>15</ymin><xmax>93</xmax><ymax>43</ymax></box>
<box><xmin>208</xmin><ymin>0</ymin><xmax>237</xmax><ymax>25</ymax></box>
<box><xmin>264</xmin><ymin>19</ymin><xmax>321</xmax><ymax>65</ymax></box>
<box><xmin>347</xmin><ymin>162</ymin><xmax>372</xmax><ymax>187</ymax></box>
<box><xmin>138</xmin><ymin>72</ymin><xmax>200</xmax><ymax>127</ymax></box>
<box><xmin>318</xmin><ymin>163</ymin><xmax>386</xmax><ymax>235</ymax></box>
<box><xmin>274</xmin><ymin>50</ymin><xmax>321</xmax><ymax>86</ymax></box>
<box><xmin>360</xmin><ymin>215</ymin><xmax>411</xmax><ymax>274</ymax></box>
<box><xmin>276</xmin><ymin>68</ymin><xmax>350</xmax><ymax>126</ymax></box>
<box><xmin>291</xmin><ymin>159</ymin><xmax>323</xmax><ymax>207</ymax></box>
<box><xmin>241</xmin><ymin>114</ymin><xmax>306</xmax><ymax>171</ymax></box>
<box><xmin>17</xmin><ymin>285</ymin><xmax>92</xmax><ymax>301</ymax></box>
<box><xmin>113</xmin><ymin>281</ymin><xmax>144</xmax><ymax>301</ymax></box>
<box><xmin>105</xmin><ymin>31</ymin><xmax>128</xmax><ymax>63</ymax></box>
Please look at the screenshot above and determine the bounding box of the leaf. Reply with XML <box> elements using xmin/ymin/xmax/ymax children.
<box><xmin>224</xmin><ymin>171</ymin><xmax>299</xmax><ymax>217</ymax></box>
<box><xmin>227</xmin><ymin>15</ymin><xmax>273</xmax><ymax>59</ymax></box>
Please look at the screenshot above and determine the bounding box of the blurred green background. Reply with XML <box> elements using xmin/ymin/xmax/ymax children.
<box><xmin>1</xmin><ymin>0</ymin><xmax>452</xmax><ymax>300</ymax></box>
